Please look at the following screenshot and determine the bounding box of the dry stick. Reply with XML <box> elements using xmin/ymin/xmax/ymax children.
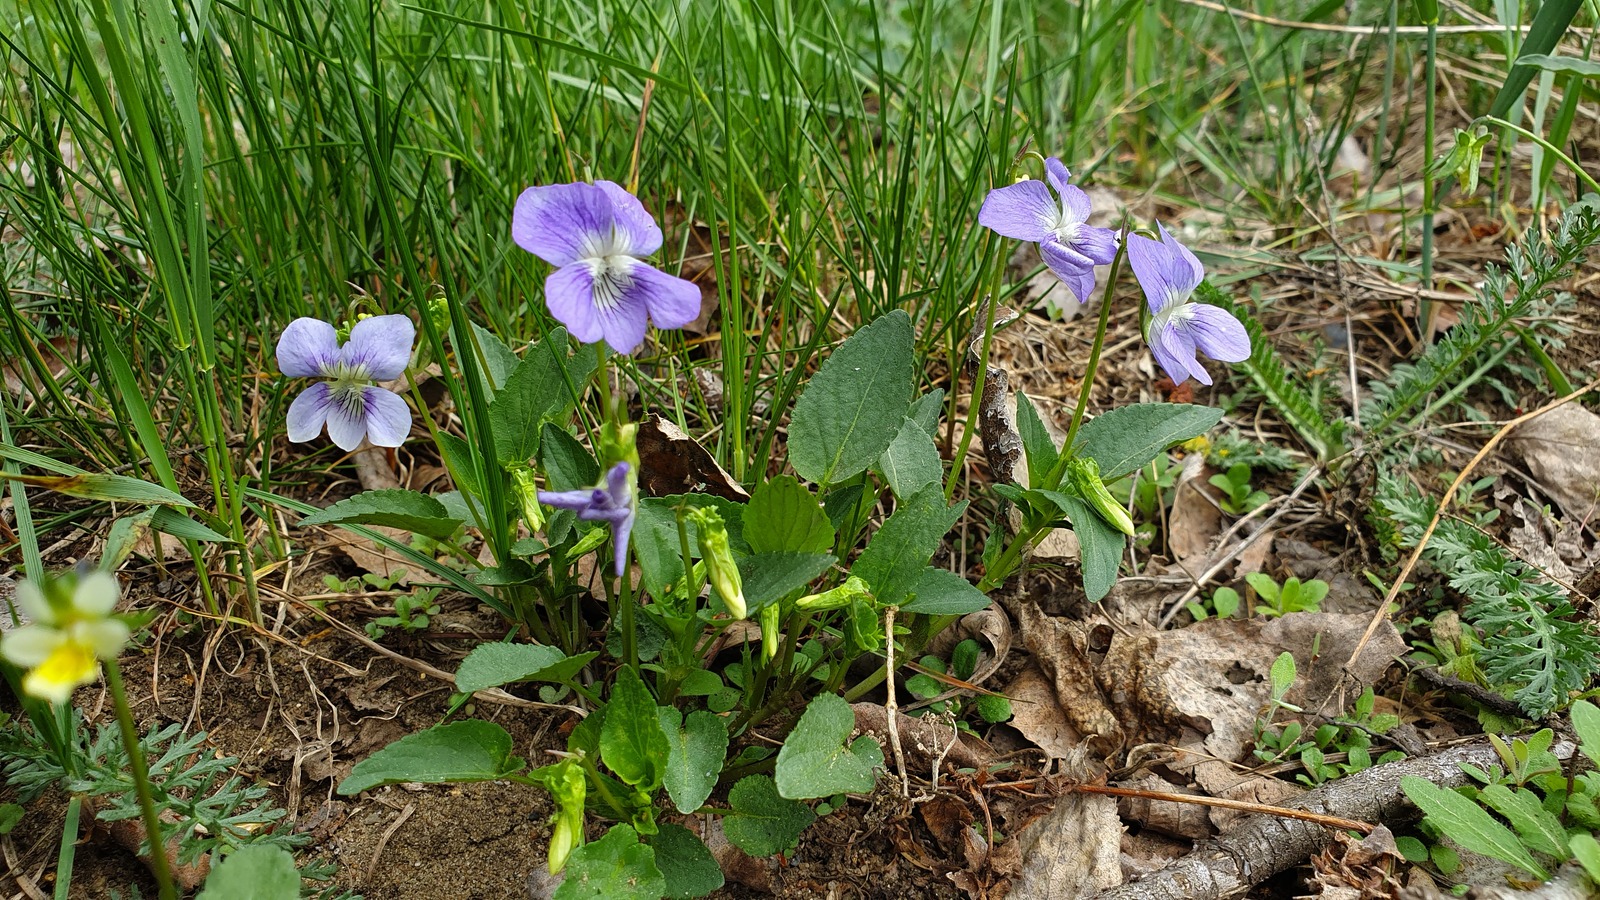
<box><xmin>884</xmin><ymin>606</ymin><xmax>911</xmax><ymax>798</ymax></box>
<box><xmin>1089</xmin><ymin>736</ymin><xmax>1578</xmax><ymax>900</ymax></box>
<box><xmin>1343</xmin><ymin>379</ymin><xmax>1600</xmax><ymax>677</ymax></box>
<box><xmin>363</xmin><ymin>802</ymin><xmax>416</xmax><ymax>885</ymax></box>
<box><xmin>1065</xmin><ymin>783</ymin><xmax>1372</xmax><ymax>834</ymax></box>
<box><xmin>1157</xmin><ymin>465</ymin><xmax>1323</xmax><ymax>628</ymax></box>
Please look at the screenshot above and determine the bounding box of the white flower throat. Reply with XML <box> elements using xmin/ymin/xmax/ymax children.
<box><xmin>581</xmin><ymin>227</ymin><xmax>636</xmax><ymax>311</ymax></box>
<box><xmin>1150</xmin><ymin>293</ymin><xmax>1197</xmax><ymax>332</ymax></box>
<box><xmin>325</xmin><ymin>362</ymin><xmax>373</xmax><ymax>416</ymax></box>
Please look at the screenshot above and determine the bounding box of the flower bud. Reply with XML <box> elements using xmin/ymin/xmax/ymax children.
<box><xmin>510</xmin><ymin>467</ymin><xmax>545</xmax><ymax>532</ymax></box>
<box><xmin>794</xmin><ymin>576</ymin><xmax>871</xmax><ymax>612</ymax></box>
<box><xmin>545</xmin><ymin>760</ymin><xmax>586</xmax><ymax>874</ymax></box>
<box><xmin>1066</xmin><ymin>457</ymin><xmax>1135</xmax><ymax>536</ymax></box>
<box><xmin>689</xmin><ymin>508</ymin><xmax>745</xmax><ymax>619</ymax></box>
<box><xmin>760</xmin><ymin>603</ymin><xmax>781</xmax><ymax>663</ymax></box>
<box><xmin>426</xmin><ymin>297</ymin><xmax>450</xmax><ymax>334</ymax></box>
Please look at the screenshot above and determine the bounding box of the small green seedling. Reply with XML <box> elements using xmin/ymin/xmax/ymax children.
<box><xmin>904</xmin><ymin>639</ymin><xmax>1011</xmax><ymax>727</ymax></box>
<box><xmin>1208</xmin><ymin>462</ymin><xmax>1268</xmax><ymax>514</ymax></box>
<box><xmin>1186</xmin><ymin>585</ymin><xmax>1241</xmax><ymax>621</ymax></box>
<box><xmin>1247</xmin><ymin>573</ymin><xmax>1327</xmax><ymax>617</ymax></box>
<box><xmin>366</xmin><ymin>587</ymin><xmax>442</xmax><ymax>640</ymax></box>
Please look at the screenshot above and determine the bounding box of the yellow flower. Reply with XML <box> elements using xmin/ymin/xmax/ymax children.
<box><xmin>2</xmin><ymin>571</ymin><xmax>130</xmax><ymax>704</ymax></box>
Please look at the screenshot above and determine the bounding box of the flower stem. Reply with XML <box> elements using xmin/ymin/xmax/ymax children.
<box><xmin>1046</xmin><ymin>235</ymin><xmax>1128</xmax><ymax>490</ymax></box>
<box><xmin>975</xmin><ymin>235</ymin><xmax>1128</xmax><ymax>596</ymax></box>
<box><xmin>103</xmin><ymin>660</ymin><xmax>176</xmax><ymax>900</ymax></box>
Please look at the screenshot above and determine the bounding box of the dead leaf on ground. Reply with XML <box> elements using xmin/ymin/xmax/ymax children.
<box><xmin>703</xmin><ymin>816</ymin><xmax>775</xmax><ymax>893</ymax></box>
<box><xmin>636</xmin><ymin>414</ymin><xmax>749</xmax><ymax>501</ymax></box>
<box><xmin>353</xmin><ymin>446</ymin><xmax>402</xmax><ymax>492</ymax></box>
<box><xmin>851</xmin><ymin>702</ymin><xmax>992</xmax><ymax>775</ymax></box>
<box><xmin>1114</xmin><ymin>774</ymin><xmax>1212</xmax><ymax>841</ymax></box>
<box><xmin>1507</xmin><ymin>403</ymin><xmax>1600</xmax><ymax>521</ymax></box>
<box><xmin>1166</xmin><ymin>453</ymin><xmax>1221</xmax><ymax>568</ymax></box>
<box><xmin>1310</xmin><ymin>824</ymin><xmax>1405</xmax><ymax>900</ymax></box>
<box><xmin>1005</xmin><ymin>665</ymin><xmax>1082</xmax><ymax>762</ymax></box>
<box><xmin>3</xmin><ymin>334</ymin><xmax>76</xmax><ymax>401</ymax></box>
<box><xmin>317</xmin><ymin>526</ymin><xmax>414</xmax><ymax>586</ymax></box>
<box><xmin>1006</xmin><ymin>780</ymin><xmax>1123</xmax><ymax>898</ymax></box>
<box><xmin>1003</xmin><ymin>602</ymin><xmax>1405</xmax><ymax>832</ymax></box>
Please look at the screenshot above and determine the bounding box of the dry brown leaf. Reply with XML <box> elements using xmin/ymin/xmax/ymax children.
<box><xmin>1007</xmin><ymin>789</ymin><xmax>1123</xmax><ymax>898</ymax></box>
<box><xmin>1114</xmin><ymin>774</ymin><xmax>1213</xmax><ymax>841</ymax></box>
<box><xmin>1007</xmin><ymin>602</ymin><xmax>1405</xmax><ymax>801</ymax></box>
<box><xmin>1003</xmin><ymin>664</ymin><xmax>1083</xmax><ymax>761</ymax></box>
<box><xmin>851</xmin><ymin>702</ymin><xmax>991</xmax><ymax>774</ymax></box>
<box><xmin>2</xmin><ymin>335</ymin><xmax>76</xmax><ymax>401</ymax></box>
<box><xmin>1166</xmin><ymin>454</ymin><xmax>1221</xmax><ymax>567</ymax></box>
<box><xmin>318</xmin><ymin>526</ymin><xmax>414</xmax><ymax>586</ymax></box>
<box><xmin>1507</xmin><ymin>403</ymin><xmax>1600</xmax><ymax>521</ymax></box>
<box><xmin>636</xmin><ymin>414</ymin><xmax>749</xmax><ymax>501</ymax></box>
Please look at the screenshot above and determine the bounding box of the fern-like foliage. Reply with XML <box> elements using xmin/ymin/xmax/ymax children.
<box><xmin>1378</xmin><ymin>473</ymin><xmax>1600</xmax><ymax>718</ymax></box>
<box><xmin>1</xmin><ymin>719</ymin><xmax>303</xmax><ymax>866</ymax></box>
<box><xmin>1363</xmin><ymin>196</ymin><xmax>1600</xmax><ymax>434</ymax></box>
<box><xmin>1197</xmin><ymin>281</ymin><xmax>1348</xmax><ymax>462</ymax></box>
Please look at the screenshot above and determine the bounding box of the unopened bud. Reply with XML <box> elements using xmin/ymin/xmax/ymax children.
<box><xmin>689</xmin><ymin>508</ymin><xmax>745</xmax><ymax>619</ymax></box>
<box><xmin>545</xmin><ymin>760</ymin><xmax>586</xmax><ymax>874</ymax></box>
<box><xmin>510</xmin><ymin>467</ymin><xmax>545</xmax><ymax>532</ymax></box>
<box><xmin>795</xmin><ymin>576</ymin><xmax>871</xmax><ymax>612</ymax></box>
<box><xmin>1066</xmin><ymin>457</ymin><xmax>1135</xmax><ymax>536</ymax></box>
<box><xmin>760</xmin><ymin>603</ymin><xmax>780</xmax><ymax>663</ymax></box>
<box><xmin>426</xmin><ymin>297</ymin><xmax>450</xmax><ymax>334</ymax></box>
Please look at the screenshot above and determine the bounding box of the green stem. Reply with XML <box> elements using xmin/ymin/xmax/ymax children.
<box><xmin>1049</xmin><ymin>237</ymin><xmax>1128</xmax><ymax>487</ymax></box>
<box><xmin>52</xmin><ymin>795</ymin><xmax>81</xmax><ymax>900</ymax></box>
<box><xmin>103</xmin><ymin>660</ymin><xmax>176</xmax><ymax>900</ymax></box>
<box><xmin>1480</xmin><ymin>115</ymin><xmax>1600</xmax><ymax>194</ymax></box>
<box><xmin>1419</xmin><ymin>17</ymin><xmax>1438</xmax><ymax>336</ymax></box>
<box><xmin>1516</xmin><ymin>325</ymin><xmax>1574</xmax><ymax>395</ymax></box>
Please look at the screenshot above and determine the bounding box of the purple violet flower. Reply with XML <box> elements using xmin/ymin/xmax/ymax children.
<box><xmin>1126</xmin><ymin>225</ymin><xmax>1250</xmax><ymax>386</ymax></box>
<box><xmin>978</xmin><ymin>157</ymin><xmax>1120</xmax><ymax>303</ymax></box>
<box><xmin>539</xmin><ymin>462</ymin><xmax>635</xmax><ymax>577</ymax></box>
<box><xmin>277</xmin><ymin>315</ymin><xmax>415</xmax><ymax>451</ymax></box>
<box><xmin>512</xmin><ymin>181</ymin><xmax>700</xmax><ymax>355</ymax></box>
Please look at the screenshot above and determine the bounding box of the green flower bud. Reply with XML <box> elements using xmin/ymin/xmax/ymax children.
<box><xmin>426</xmin><ymin>297</ymin><xmax>450</xmax><ymax>334</ymax></box>
<box><xmin>545</xmin><ymin>759</ymin><xmax>586</xmax><ymax>874</ymax></box>
<box><xmin>689</xmin><ymin>508</ymin><xmax>745</xmax><ymax>619</ymax></box>
<box><xmin>760</xmin><ymin>603</ymin><xmax>781</xmax><ymax>662</ymax></box>
<box><xmin>600</xmin><ymin>421</ymin><xmax>640</xmax><ymax>475</ymax></box>
<box><xmin>794</xmin><ymin>576</ymin><xmax>872</xmax><ymax>612</ymax></box>
<box><xmin>1066</xmin><ymin>457</ymin><xmax>1135</xmax><ymax>536</ymax></box>
<box><xmin>510</xmin><ymin>467</ymin><xmax>545</xmax><ymax>532</ymax></box>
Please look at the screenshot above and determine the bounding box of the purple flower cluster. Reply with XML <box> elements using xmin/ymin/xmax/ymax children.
<box><xmin>977</xmin><ymin>157</ymin><xmax>1249</xmax><ymax>386</ymax></box>
<box><xmin>538</xmin><ymin>462</ymin><xmax>635</xmax><ymax>577</ymax></box>
<box><xmin>512</xmin><ymin>181</ymin><xmax>699</xmax><ymax>355</ymax></box>
<box><xmin>276</xmin><ymin>315</ymin><xmax>415</xmax><ymax>451</ymax></box>
<box><xmin>979</xmin><ymin>158</ymin><xmax>1118</xmax><ymax>304</ymax></box>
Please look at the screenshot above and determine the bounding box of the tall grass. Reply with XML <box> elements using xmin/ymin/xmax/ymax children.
<box><xmin>1</xmin><ymin>0</ymin><xmax>1572</xmax><ymax>569</ymax></box>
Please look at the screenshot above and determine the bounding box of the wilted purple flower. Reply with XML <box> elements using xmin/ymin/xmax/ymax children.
<box><xmin>1126</xmin><ymin>225</ymin><xmax>1250</xmax><ymax>386</ymax></box>
<box><xmin>978</xmin><ymin>158</ymin><xmax>1119</xmax><ymax>303</ymax></box>
<box><xmin>512</xmin><ymin>181</ymin><xmax>700</xmax><ymax>355</ymax></box>
<box><xmin>539</xmin><ymin>462</ymin><xmax>635</xmax><ymax>576</ymax></box>
<box><xmin>277</xmin><ymin>315</ymin><xmax>415</xmax><ymax>451</ymax></box>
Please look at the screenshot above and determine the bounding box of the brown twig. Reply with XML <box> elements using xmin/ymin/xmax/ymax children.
<box><xmin>1067</xmin><ymin>783</ymin><xmax>1372</xmax><ymax>834</ymax></box>
<box><xmin>363</xmin><ymin>801</ymin><xmax>416</xmax><ymax>885</ymax></box>
<box><xmin>1088</xmin><ymin>736</ymin><xmax>1578</xmax><ymax>900</ymax></box>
